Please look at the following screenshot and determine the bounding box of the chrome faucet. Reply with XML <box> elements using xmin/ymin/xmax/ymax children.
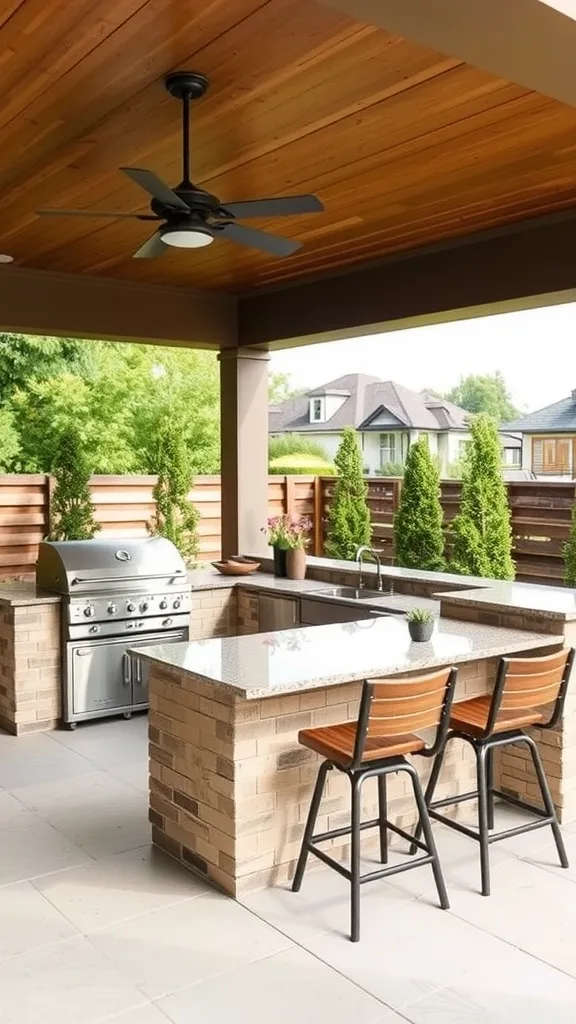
<box><xmin>356</xmin><ymin>546</ymin><xmax>383</xmax><ymax>592</ymax></box>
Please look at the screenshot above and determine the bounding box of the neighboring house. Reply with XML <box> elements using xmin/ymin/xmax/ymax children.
<box><xmin>269</xmin><ymin>374</ymin><xmax>521</xmax><ymax>476</ymax></box>
<box><xmin>506</xmin><ymin>390</ymin><xmax>576</xmax><ymax>478</ymax></box>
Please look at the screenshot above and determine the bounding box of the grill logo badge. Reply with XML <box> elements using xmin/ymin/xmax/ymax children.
<box><xmin>115</xmin><ymin>550</ymin><xmax>132</xmax><ymax>562</ymax></box>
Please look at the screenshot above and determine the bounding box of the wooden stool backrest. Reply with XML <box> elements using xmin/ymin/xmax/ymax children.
<box><xmin>352</xmin><ymin>666</ymin><xmax>458</xmax><ymax>768</ymax></box>
<box><xmin>486</xmin><ymin>648</ymin><xmax>574</xmax><ymax>736</ymax></box>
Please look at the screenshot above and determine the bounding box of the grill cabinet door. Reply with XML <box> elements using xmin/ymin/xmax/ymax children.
<box><xmin>70</xmin><ymin>637</ymin><xmax>135</xmax><ymax>717</ymax></box>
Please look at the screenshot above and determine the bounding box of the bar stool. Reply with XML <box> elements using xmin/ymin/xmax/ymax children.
<box><xmin>411</xmin><ymin>647</ymin><xmax>574</xmax><ymax>897</ymax></box>
<box><xmin>292</xmin><ymin>666</ymin><xmax>458</xmax><ymax>941</ymax></box>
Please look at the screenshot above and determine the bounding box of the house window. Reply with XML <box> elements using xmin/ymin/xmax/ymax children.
<box><xmin>458</xmin><ymin>439</ymin><xmax>470</xmax><ymax>458</ymax></box>
<box><xmin>380</xmin><ymin>433</ymin><xmax>397</xmax><ymax>465</ymax></box>
<box><xmin>532</xmin><ymin>437</ymin><xmax>571</xmax><ymax>474</ymax></box>
<box><xmin>310</xmin><ymin>398</ymin><xmax>324</xmax><ymax>423</ymax></box>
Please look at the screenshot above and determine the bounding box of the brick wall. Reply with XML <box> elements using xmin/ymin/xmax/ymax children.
<box><xmin>0</xmin><ymin>602</ymin><xmax>61</xmax><ymax>735</ymax></box>
<box><xmin>189</xmin><ymin>588</ymin><xmax>237</xmax><ymax>640</ymax></box>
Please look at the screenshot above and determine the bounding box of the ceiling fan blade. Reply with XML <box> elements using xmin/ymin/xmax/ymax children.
<box><xmin>221</xmin><ymin>195</ymin><xmax>323</xmax><ymax>219</ymax></box>
<box><xmin>132</xmin><ymin>232</ymin><xmax>167</xmax><ymax>259</ymax></box>
<box><xmin>37</xmin><ymin>208</ymin><xmax>158</xmax><ymax>220</ymax></box>
<box><xmin>218</xmin><ymin>221</ymin><xmax>301</xmax><ymax>257</ymax></box>
<box><xmin>120</xmin><ymin>167</ymin><xmax>190</xmax><ymax>211</ymax></box>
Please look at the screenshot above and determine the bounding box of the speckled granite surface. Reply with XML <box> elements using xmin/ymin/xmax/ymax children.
<box><xmin>439</xmin><ymin>584</ymin><xmax>576</xmax><ymax>621</ymax></box>
<box><xmin>133</xmin><ymin>617</ymin><xmax>562</xmax><ymax>699</ymax></box>
<box><xmin>0</xmin><ymin>583</ymin><xmax>61</xmax><ymax>606</ymax></box>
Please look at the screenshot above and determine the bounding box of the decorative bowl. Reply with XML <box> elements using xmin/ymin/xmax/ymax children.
<box><xmin>211</xmin><ymin>560</ymin><xmax>260</xmax><ymax>576</ymax></box>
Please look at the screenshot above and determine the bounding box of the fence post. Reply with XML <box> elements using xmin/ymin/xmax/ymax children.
<box><xmin>44</xmin><ymin>475</ymin><xmax>54</xmax><ymax>539</ymax></box>
<box><xmin>285</xmin><ymin>475</ymin><xmax>296</xmax><ymax>518</ymax></box>
<box><xmin>313</xmin><ymin>476</ymin><xmax>323</xmax><ymax>556</ymax></box>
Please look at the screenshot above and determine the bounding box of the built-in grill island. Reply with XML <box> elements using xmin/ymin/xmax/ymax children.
<box><xmin>36</xmin><ymin>538</ymin><xmax>191</xmax><ymax>727</ymax></box>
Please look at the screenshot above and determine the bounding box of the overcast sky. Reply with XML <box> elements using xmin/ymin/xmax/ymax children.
<box><xmin>270</xmin><ymin>300</ymin><xmax>576</xmax><ymax>413</ymax></box>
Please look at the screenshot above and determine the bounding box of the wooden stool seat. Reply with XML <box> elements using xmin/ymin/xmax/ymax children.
<box><xmin>299</xmin><ymin>724</ymin><xmax>425</xmax><ymax>764</ymax></box>
<box><xmin>450</xmin><ymin>695</ymin><xmax>543</xmax><ymax>739</ymax></box>
<box><xmin>412</xmin><ymin>648</ymin><xmax>574</xmax><ymax>898</ymax></box>
<box><xmin>292</xmin><ymin>666</ymin><xmax>458</xmax><ymax>941</ymax></box>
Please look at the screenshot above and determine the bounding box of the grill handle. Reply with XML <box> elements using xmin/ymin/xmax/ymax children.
<box><xmin>122</xmin><ymin>653</ymin><xmax>131</xmax><ymax>685</ymax></box>
<box><xmin>70</xmin><ymin>571</ymin><xmax>186</xmax><ymax>586</ymax></box>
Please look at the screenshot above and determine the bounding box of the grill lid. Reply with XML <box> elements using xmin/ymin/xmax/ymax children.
<box><xmin>36</xmin><ymin>538</ymin><xmax>188</xmax><ymax>595</ymax></box>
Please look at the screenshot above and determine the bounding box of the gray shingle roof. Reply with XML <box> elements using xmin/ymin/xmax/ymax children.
<box><xmin>269</xmin><ymin>375</ymin><xmax>470</xmax><ymax>433</ymax></box>
<box><xmin>505</xmin><ymin>395</ymin><xmax>576</xmax><ymax>433</ymax></box>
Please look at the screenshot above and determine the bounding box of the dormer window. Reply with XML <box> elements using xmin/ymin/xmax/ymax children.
<box><xmin>310</xmin><ymin>397</ymin><xmax>325</xmax><ymax>422</ymax></box>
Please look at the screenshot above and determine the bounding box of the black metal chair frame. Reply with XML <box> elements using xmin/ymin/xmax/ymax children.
<box><xmin>410</xmin><ymin>648</ymin><xmax>574</xmax><ymax>897</ymax></box>
<box><xmin>292</xmin><ymin>668</ymin><xmax>458</xmax><ymax>942</ymax></box>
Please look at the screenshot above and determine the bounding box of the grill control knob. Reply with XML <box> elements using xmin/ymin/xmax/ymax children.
<box><xmin>84</xmin><ymin>605</ymin><xmax>95</xmax><ymax>618</ymax></box>
<box><xmin>107</xmin><ymin>604</ymin><xmax>117</xmax><ymax>615</ymax></box>
<box><xmin>173</xmin><ymin>598</ymin><xmax>181</xmax><ymax>609</ymax></box>
<box><xmin>162</xmin><ymin>617</ymin><xmax>174</xmax><ymax>627</ymax></box>
<box><xmin>89</xmin><ymin>624</ymin><xmax>99</xmax><ymax>634</ymax></box>
<box><xmin>139</xmin><ymin>601</ymin><xmax>149</xmax><ymax>613</ymax></box>
<box><xmin>126</xmin><ymin>602</ymin><xmax>136</xmax><ymax>613</ymax></box>
<box><xmin>159</xmin><ymin>599</ymin><xmax>168</xmax><ymax>610</ymax></box>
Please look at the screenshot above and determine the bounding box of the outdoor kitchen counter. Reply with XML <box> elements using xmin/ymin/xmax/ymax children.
<box><xmin>137</xmin><ymin>616</ymin><xmax>562</xmax><ymax>896</ymax></box>
<box><xmin>0</xmin><ymin>582</ymin><xmax>61</xmax><ymax>605</ymax></box>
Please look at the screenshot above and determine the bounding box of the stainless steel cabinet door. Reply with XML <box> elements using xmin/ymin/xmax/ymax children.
<box><xmin>70</xmin><ymin>638</ymin><xmax>134</xmax><ymax>716</ymax></box>
<box><xmin>129</xmin><ymin>630</ymin><xmax>187</xmax><ymax>707</ymax></box>
<box><xmin>258</xmin><ymin>595</ymin><xmax>299</xmax><ymax>632</ymax></box>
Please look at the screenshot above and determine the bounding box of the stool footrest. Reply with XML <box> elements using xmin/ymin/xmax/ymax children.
<box><xmin>312</xmin><ymin>818</ymin><xmax>428</xmax><ymax>854</ymax></box>
<box><xmin>491</xmin><ymin>788</ymin><xmax>549</xmax><ymax>818</ymax></box>
<box><xmin>429</xmin><ymin>807</ymin><xmax>554</xmax><ymax>845</ymax></box>
<box><xmin>306</xmin><ymin>841</ymin><xmax>434</xmax><ymax>885</ymax></box>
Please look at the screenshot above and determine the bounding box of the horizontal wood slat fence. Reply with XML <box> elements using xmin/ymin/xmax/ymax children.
<box><xmin>0</xmin><ymin>475</ymin><xmax>574</xmax><ymax>587</ymax></box>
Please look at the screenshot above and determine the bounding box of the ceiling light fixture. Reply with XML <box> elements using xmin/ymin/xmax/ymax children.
<box><xmin>0</xmin><ymin>254</ymin><xmax>14</xmax><ymax>263</ymax></box>
<box><xmin>160</xmin><ymin>223</ymin><xmax>213</xmax><ymax>248</ymax></box>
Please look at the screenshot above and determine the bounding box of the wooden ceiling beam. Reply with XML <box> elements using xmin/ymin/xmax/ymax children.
<box><xmin>321</xmin><ymin>0</ymin><xmax>576</xmax><ymax>108</ymax></box>
<box><xmin>0</xmin><ymin>266</ymin><xmax>237</xmax><ymax>348</ymax></box>
<box><xmin>237</xmin><ymin>206</ymin><xmax>576</xmax><ymax>346</ymax></box>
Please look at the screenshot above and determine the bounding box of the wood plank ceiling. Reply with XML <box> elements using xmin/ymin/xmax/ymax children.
<box><xmin>3</xmin><ymin>0</ymin><xmax>576</xmax><ymax>293</ymax></box>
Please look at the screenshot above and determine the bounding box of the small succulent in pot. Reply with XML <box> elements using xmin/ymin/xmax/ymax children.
<box><xmin>406</xmin><ymin>606</ymin><xmax>435</xmax><ymax>642</ymax></box>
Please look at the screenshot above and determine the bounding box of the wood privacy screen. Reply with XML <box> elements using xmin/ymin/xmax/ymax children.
<box><xmin>0</xmin><ymin>474</ymin><xmax>574</xmax><ymax>586</ymax></box>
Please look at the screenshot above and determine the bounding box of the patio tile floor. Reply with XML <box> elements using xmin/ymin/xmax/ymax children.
<box><xmin>1</xmin><ymin>716</ymin><xmax>576</xmax><ymax>1023</ymax></box>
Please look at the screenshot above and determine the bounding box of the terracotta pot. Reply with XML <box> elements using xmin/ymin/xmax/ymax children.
<box><xmin>286</xmin><ymin>547</ymin><xmax>306</xmax><ymax>580</ymax></box>
<box><xmin>273</xmin><ymin>546</ymin><xmax>288</xmax><ymax>578</ymax></box>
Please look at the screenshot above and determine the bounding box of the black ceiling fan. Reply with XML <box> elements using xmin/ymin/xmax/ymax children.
<box><xmin>37</xmin><ymin>72</ymin><xmax>324</xmax><ymax>259</ymax></box>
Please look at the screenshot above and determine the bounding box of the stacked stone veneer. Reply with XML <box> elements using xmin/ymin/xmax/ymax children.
<box><xmin>441</xmin><ymin>599</ymin><xmax>571</xmax><ymax>821</ymax></box>
<box><xmin>148</xmin><ymin>648</ymin><xmax>497</xmax><ymax>896</ymax></box>
<box><xmin>0</xmin><ymin>601</ymin><xmax>61</xmax><ymax>734</ymax></box>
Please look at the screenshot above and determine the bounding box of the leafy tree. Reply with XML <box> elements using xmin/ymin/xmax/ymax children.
<box><xmin>148</xmin><ymin>419</ymin><xmax>199</xmax><ymax>565</ymax></box>
<box><xmin>49</xmin><ymin>425</ymin><xmax>99</xmax><ymax>541</ymax></box>
<box><xmin>268</xmin><ymin>372</ymin><xmax>306</xmax><ymax>404</ymax></box>
<box><xmin>269</xmin><ymin>434</ymin><xmax>330</xmax><ymax>463</ymax></box>
<box><xmin>439</xmin><ymin>372</ymin><xmax>521</xmax><ymax>423</ymax></box>
<box><xmin>564</xmin><ymin>503</ymin><xmax>576</xmax><ymax>587</ymax></box>
<box><xmin>324</xmin><ymin>427</ymin><xmax>372</xmax><ymax>560</ymax></box>
<box><xmin>450</xmin><ymin>415</ymin><xmax>514</xmax><ymax>580</ymax></box>
<box><xmin>394</xmin><ymin>438</ymin><xmax>445</xmax><ymax>571</ymax></box>
<box><xmin>0</xmin><ymin>409</ymin><xmax>19</xmax><ymax>469</ymax></box>
<box><xmin>376</xmin><ymin>462</ymin><xmax>405</xmax><ymax>478</ymax></box>
<box><xmin>0</xmin><ymin>333</ymin><xmax>88</xmax><ymax>404</ymax></box>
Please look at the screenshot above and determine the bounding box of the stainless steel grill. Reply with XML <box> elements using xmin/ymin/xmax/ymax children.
<box><xmin>36</xmin><ymin>538</ymin><xmax>191</xmax><ymax>726</ymax></box>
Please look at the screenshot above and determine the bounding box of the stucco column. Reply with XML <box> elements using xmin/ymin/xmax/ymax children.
<box><xmin>219</xmin><ymin>347</ymin><xmax>269</xmax><ymax>558</ymax></box>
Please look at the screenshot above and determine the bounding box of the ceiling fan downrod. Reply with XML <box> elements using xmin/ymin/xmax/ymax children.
<box><xmin>164</xmin><ymin>71</ymin><xmax>209</xmax><ymax>190</ymax></box>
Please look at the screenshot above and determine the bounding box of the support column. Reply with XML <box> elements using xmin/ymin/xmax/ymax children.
<box><xmin>219</xmin><ymin>347</ymin><xmax>269</xmax><ymax>558</ymax></box>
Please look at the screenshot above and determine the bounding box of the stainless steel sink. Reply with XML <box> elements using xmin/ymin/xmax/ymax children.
<box><xmin>310</xmin><ymin>586</ymin><xmax>405</xmax><ymax>614</ymax></box>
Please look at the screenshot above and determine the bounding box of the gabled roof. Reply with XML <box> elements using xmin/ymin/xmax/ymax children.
<box><xmin>505</xmin><ymin>394</ymin><xmax>576</xmax><ymax>433</ymax></box>
<box><xmin>269</xmin><ymin>374</ymin><xmax>470</xmax><ymax>433</ymax></box>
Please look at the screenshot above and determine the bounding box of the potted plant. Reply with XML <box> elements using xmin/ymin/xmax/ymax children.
<box><xmin>263</xmin><ymin>514</ymin><xmax>312</xmax><ymax>578</ymax></box>
<box><xmin>285</xmin><ymin>515</ymin><xmax>312</xmax><ymax>580</ymax></box>
<box><xmin>406</xmin><ymin>607</ymin><xmax>435</xmax><ymax>642</ymax></box>
<box><xmin>264</xmin><ymin>515</ymin><xmax>292</xmax><ymax>577</ymax></box>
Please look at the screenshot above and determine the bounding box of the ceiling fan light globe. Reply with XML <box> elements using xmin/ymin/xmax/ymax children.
<box><xmin>160</xmin><ymin>224</ymin><xmax>213</xmax><ymax>248</ymax></box>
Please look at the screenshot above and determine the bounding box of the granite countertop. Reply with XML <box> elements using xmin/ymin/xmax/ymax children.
<box><xmin>0</xmin><ymin>582</ymin><xmax>61</xmax><ymax>606</ymax></box>
<box><xmin>133</xmin><ymin>617</ymin><xmax>562</xmax><ymax>700</ymax></box>
<box><xmin>439</xmin><ymin>583</ymin><xmax>576</xmax><ymax>621</ymax></box>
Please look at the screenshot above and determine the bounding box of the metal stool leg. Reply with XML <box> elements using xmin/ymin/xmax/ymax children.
<box><xmin>292</xmin><ymin>760</ymin><xmax>331</xmax><ymax>892</ymax></box>
<box><xmin>350</xmin><ymin>773</ymin><xmax>363</xmax><ymax>942</ymax></box>
<box><xmin>524</xmin><ymin>735</ymin><xmax>569</xmax><ymax>869</ymax></box>
<box><xmin>407</xmin><ymin>764</ymin><xmax>449</xmax><ymax>910</ymax></box>
<box><xmin>409</xmin><ymin>741</ymin><xmax>449</xmax><ymax>855</ymax></box>
<box><xmin>476</xmin><ymin>744</ymin><xmax>491</xmax><ymax>896</ymax></box>
<box><xmin>378</xmin><ymin>773</ymin><xmax>388</xmax><ymax>864</ymax></box>
<box><xmin>486</xmin><ymin>747</ymin><xmax>495</xmax><ymax>831</ymax></box>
